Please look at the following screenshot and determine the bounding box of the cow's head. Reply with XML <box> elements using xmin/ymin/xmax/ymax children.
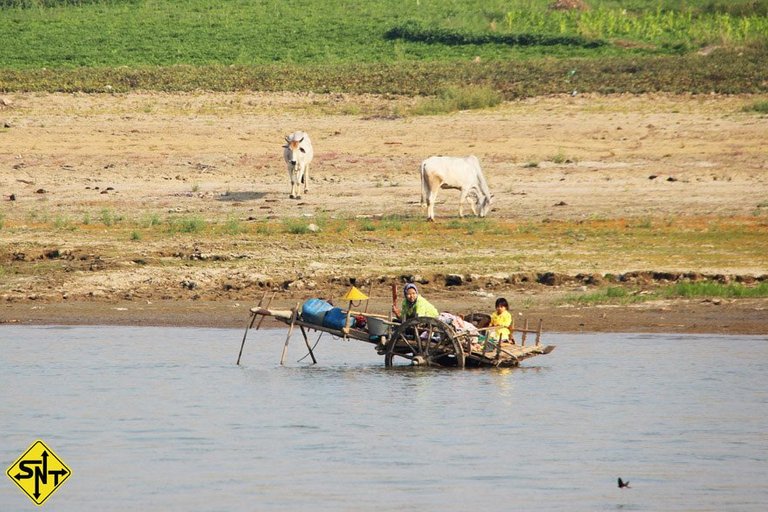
<box><xmin>466</xmin><ymin>187</ymin><xmax>492</xmax><ymax>218</ymax></box>
<box><xmin>476</xmin><ymin>191</ymin><xmax>492</xmax><ymax>218</ymax></box>
<box><xmin>478</xmin><ymin>195</ymin><xmax>492</xmax><ymax>217</ymax></box>
<box><xmin>283</xmin><ymin>136</ymin><xmax>306</xmax><ymax>169</ymax></box>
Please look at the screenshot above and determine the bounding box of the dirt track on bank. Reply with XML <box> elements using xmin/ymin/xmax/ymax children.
<box><xmin>1</xmin><ymin>92</ymin><xmax>767</xmax><ymax>334</ymax></box>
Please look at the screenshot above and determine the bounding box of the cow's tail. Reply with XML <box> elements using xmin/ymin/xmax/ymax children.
<box><xmin>419</xmin><ymin>160</ymin><xmax>427</xmax><ymax>208</ymax></box>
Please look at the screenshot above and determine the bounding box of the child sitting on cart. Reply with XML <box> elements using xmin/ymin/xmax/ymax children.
<box><xmin>485</xmin><ymin>297</ymin><xmax>512</xmax><ymax>350</ymax></box>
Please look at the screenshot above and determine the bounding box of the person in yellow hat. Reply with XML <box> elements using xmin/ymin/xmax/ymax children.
<box><xmin>392</xmin><ymin>283</ymin><xmax>438</xmax><ymax>322</ymax></box>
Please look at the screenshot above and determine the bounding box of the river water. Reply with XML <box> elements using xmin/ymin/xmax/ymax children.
<box><xmin>1</xmin><ymin>326</ymin><xmax>766</xmax><ymax>511</ymax></box>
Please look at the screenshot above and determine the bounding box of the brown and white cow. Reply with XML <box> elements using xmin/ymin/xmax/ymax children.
<box><xmin>282</xmin><ymin>131</ymin><xmax>314</xmax><ymax>199</ymax></box>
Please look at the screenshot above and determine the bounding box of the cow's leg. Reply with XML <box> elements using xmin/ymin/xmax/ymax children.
<box><xmin>294</xmin><ymin>171</ymin><xmax>302</xmax><ymax>199</ymax></box>
<box><xmin>426</xmin><ymin>176</ymin><xmax>443</xmax><ymax>221</ymax></box>
<box><xmin>303</xmin><ymin>163</ymin><xmax>309</xmax><ymax>194</ymax></box>
<box><xmin>469</xmin><ymin>194</ymin><xmax>478</xmax><ymax>217</ymax></box>
<box><xmin>459</xmin><ymin>188</ymin><xmax>469</xmax><ymax>218</ymax></box>
<box><xmin>290</xmin><ymin>169</ymin><xmax>300</xmax><ymax>199</ymax></box>
<box><xmin>427</xmin><ymin>188</ymin><xmax>438</xmax><ymax>221</ymax></box>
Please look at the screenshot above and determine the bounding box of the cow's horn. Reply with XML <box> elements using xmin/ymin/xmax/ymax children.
<box><xmin>297</xmin><ymin>137</ymin><xmax>304</xmax><ymax>143</ymax></box>
<box><xmin>285</xmin><ymin>135</ymin><xmax>290</xmax><ymax>143</ymax></box>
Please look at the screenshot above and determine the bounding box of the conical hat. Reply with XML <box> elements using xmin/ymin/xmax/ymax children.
<box><xmin>342</xmin><ymin>286</ymin><xmax>369</xmax><ymax>301</ymax></box>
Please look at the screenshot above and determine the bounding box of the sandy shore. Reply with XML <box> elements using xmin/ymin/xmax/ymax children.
<box><xmin>1</xmin><ymin>91</ymin><xmax>767</xmax><ymax>335</ymax></box>
<box><xmin>2</xmin><ymin>296</ymin><xmax>767</xmax><ymax>335</ymax></box>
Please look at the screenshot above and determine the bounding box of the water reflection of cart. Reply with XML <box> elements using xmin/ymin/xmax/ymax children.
<box><xmin>237</xmin><ymin>288</ymin><xmax>555</xmax><ymax>369</ymax></box>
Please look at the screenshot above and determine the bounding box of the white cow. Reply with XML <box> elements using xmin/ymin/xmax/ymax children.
<box><xmin>420</xmin><ymin>155</ymin><xmax>492</xmax><ymax>221</ymax></box>
<box><xmin>282</xmin><ymin>131</ymin><xmax>314</xmax><ymax>199</ymax></box>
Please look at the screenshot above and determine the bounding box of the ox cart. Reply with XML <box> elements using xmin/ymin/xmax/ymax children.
<box><xmin>237</xmin><ymin>288</ymin><xmax>555</xmax><ymax>369</ymax></box>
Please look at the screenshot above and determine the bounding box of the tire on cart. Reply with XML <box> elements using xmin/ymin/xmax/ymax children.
<box><xmin>384</xmin><ymin>316</ymin><xmax>465</xmax><ymax>368</ymax></box>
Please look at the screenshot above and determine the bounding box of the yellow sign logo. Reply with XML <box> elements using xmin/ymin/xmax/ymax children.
<box><xmin>6</xmin><ymin>440</ymin><xmax>71</xmax><ymax>506</ymax></box>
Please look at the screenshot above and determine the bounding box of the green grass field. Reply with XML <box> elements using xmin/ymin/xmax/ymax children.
<box><xmin>1</xmin><ymin>0</ymin><xmax>767</xmax><ymax>94</ymax></box>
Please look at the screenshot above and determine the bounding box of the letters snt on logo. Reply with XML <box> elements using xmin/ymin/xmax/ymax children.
<box><xmin>6</xmin><ymin>440</ymin><xmax>71</xmax><ymax>506</ymax></box>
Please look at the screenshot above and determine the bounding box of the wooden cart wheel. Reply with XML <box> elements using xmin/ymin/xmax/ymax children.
<box><xmin>385</xmin><ymin>316</ymin><xmax>465</xmax><ymax>368</ymax></box>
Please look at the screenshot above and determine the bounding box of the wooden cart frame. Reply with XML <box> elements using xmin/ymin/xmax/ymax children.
<box><xmin>237</xmin><ymin>293</ymin><xmax>555</xmax><ymax>368</ymax></box>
